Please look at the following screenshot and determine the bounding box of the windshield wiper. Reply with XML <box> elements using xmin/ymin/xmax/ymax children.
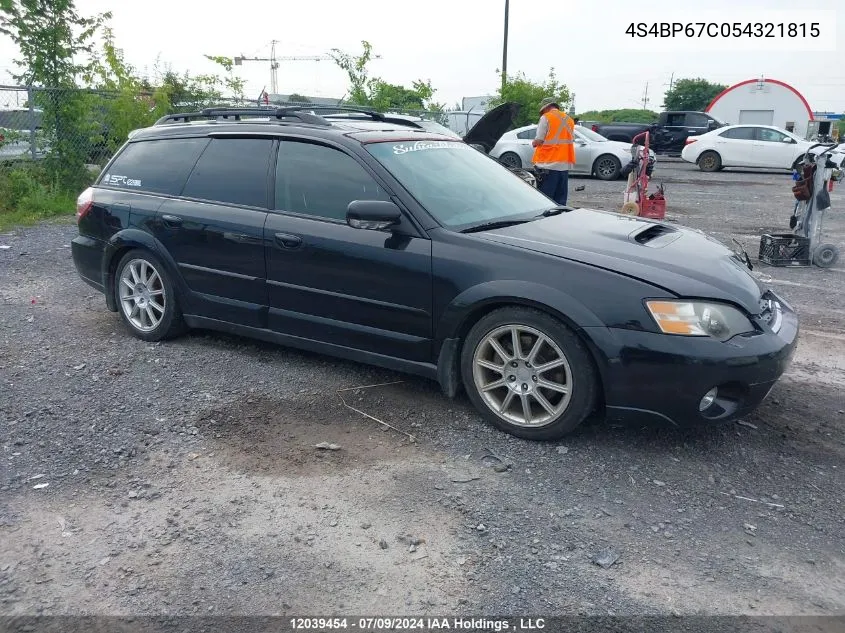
<box><xmin>459</xmin><ymin>218</ymin><xmax>534</xmax><ymax>233</ymax></box>
<box><xmin>537</xmin><ymin>206</ymin><xmax>573</xmax><ymax>217</ymax></box>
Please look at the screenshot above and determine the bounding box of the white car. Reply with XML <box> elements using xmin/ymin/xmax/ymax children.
<box><xmin>681</xmin><ymin>124</ymin><xmax>845</xmax><ymax>172</ymax></box>
<box><xmin>490</xmin><ymin>124</ymin><xmax>655</xmax><ymax>180</ymax></box>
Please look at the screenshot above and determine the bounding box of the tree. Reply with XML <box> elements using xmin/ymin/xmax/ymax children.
<box><xmin>576</xmin><ymin>109</ymin><xmax>658</xmax><ymax>124</ymax></box>
<box><xmin>330</xmin><ymin>40</ymin><xmax>445</xmax><ymax>113</ymax></box>
<box><xmin>489</xmin><ymin>68</ymin><xmax>571</xmax><ymax>128</ymax></box>
<box><xmin>1</xmin><ymin>0</ymin><xmax>111</xmax><ymax>187</ymax></box>
<box><xmin>663</xmin><ymin>78</ymin><xmax>726</xmax><ymax>112</ymax></box>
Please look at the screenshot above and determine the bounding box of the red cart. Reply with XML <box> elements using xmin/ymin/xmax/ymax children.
<box><xmin>621</xmin><ymin>131</ymin><xmax>665</xmax><ymax>220</ymax></box>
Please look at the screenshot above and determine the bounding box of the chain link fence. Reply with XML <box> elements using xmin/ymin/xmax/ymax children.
<box><xmin>0</xmin><ymin>85</ymin><xmax>450</xmax><ymax>223</ymax></box>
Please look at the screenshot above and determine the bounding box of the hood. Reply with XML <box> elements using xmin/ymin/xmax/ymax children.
<box><xmin>474</xmin><ymin>209</ymin><xmax>764</xmax><ymax>312</ymax></box>
<box><xmin>463</xmin><ymin>102</ymin><xmax>521</xmax><ymax>153</ymax></box>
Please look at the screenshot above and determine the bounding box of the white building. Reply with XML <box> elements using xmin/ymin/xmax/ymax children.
<box><xmin>705</xmin><ymin>78</ymin><xmax>815</xmax><ymax>138</ymax></box>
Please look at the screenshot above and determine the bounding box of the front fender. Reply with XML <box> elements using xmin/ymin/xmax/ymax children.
<box><xmin>435</xmin><ymin>280</ymin><xmax>604</xmax><ymax>344</ymax></box>
<box><xmin>102</xmin><ymin>229</ymin><xmax>184</xmax><ymax>312</ymax></box>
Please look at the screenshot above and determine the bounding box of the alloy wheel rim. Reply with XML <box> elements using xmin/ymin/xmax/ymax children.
<box><xmin>118</xmin><ymin>258</ymin><xmax>166</xmax><ymax>332</ymax></box>
<box><xmin>501</xmin><ymin>153</ymin><xmax>520</xmax><ymax>168</ymax></box>
<box><xmin>598</xmin><ymin>158</ymin><xmax>616</xmax><ymax>177</ymax></box>
<box><xmin>472</xmin><ymin>324</ymin><xmax>573</xmax><ymax>428</ymax></box>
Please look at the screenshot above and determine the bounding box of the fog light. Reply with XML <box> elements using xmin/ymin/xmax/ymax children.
<box><xmin>699</xmin><ymin>387</ymin><xmax>718</xmax><ymax>411</ymax></box>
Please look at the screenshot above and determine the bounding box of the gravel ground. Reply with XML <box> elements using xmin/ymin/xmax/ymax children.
<box><xmin>1</xmin><ymin>159</ymin><xmax>844</xmax><ymax>618</ymax></box>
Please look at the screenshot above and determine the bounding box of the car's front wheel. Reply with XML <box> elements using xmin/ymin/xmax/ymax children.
<box><xmin>114</xmin><ymin>249</ymin><xmax>186</xmax><ymax>342</ymax></box>
<box><xmin>460</xmin><ymin>307</ymin><xmax>599</xmax><ymax>440</ymax></box>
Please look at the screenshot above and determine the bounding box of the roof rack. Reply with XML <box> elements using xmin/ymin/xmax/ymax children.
<box><xmin>153</xmin><ymin>107</ymin><xmax>331</xmax><ymax>127</ymax></box>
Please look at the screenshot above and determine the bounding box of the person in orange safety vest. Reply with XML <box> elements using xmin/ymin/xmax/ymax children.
<box><xmin>532</xmin><ymin>97</ymin><xmax>576</xmax><ymax>206</ymax></box>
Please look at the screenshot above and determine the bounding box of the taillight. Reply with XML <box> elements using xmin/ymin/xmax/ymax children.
<box><xmin>684</xmin><ymin>138</ymin><xmax>697</xmax><ymax>145</ymax></box>
<box><xmin>76</xmin><ymin>187</ymin><xmax>94</xmax><ymax>221</ymax></box>
<box><xmin>591</xmin><ymin>125</ymin><xmax>598</xmax><ymax>132</ymax></box>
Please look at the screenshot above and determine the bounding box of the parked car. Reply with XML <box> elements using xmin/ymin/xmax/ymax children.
<box><xmin>490</xmin><ymin>124</ymin><xmax>656</xmax><ymax>180</ymax></box>
<box><xmin>72</xmin><ymin>106</ymin><xmax>798</xmax><ymax>441</ymax></box>
<box><xmin>322</xmin><ymin>103</ymin><xmax>537</xmax><ymax>187</ymax></box>
<box><xmin>0</xmin><ymin>108</ymin><xmax>46</xmax><ymax>161</ymax></box>
<box><xmin>681</xmin><ymin>124</ymin><xmax>845</xmax><ymax>172</ymax></box>
<box><xmin>592</xmin><ymin>111</ymin><xmax>726</xmax><ymax>156</ymax></box>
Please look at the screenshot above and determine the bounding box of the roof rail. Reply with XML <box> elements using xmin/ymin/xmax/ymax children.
<box><xmin>153</xmin><ymin>107</ymin><xmax>331</xmax><ymax>126</ymax></box>
<box><xmin>309</xmin><ymin>106</ymin><xmax>387</xmax><ymax>121</ymax></box>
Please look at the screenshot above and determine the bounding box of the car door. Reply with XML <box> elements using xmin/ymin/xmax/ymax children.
<box><xmin>752</xmin><ymin>127</ymin><xmax>799</xmax><ymax>169</ymax></box>
<box><xmin>264</xmin><ymin>139</ymin><xmax>433</xmax><ymax>362</ymax></box>
<box><xmin>653</xmin><ymin>112</ymin><xmax>687</xmax><ymax>153</ymax></box>
<box><xmin>514</xmin><ymin>127</ymin><xmax>537</xmax><ymax>167</ymax></box>
<box><xmin>712</xmin><ymin>127</ymin><xmax>757</xmax><ymax>166</ymax></box>
<box><xmin>151</xmin><ymin>136</ymin><xmax>273</xmax><ymax>327</ymax></box>
<box><xmin>572</xmin><ymin>128</ymin><xmax>593</xmax><ymax>174</ymax></box>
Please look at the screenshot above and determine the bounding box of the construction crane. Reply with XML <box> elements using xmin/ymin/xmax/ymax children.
<box><xmin>234</xmin><ymin>41</ymin><xmax>331</xmax><ymax>95</ymax></box>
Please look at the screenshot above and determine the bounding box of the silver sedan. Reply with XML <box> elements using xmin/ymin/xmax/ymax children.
<box><xmin>490</xmin><ymin>124</ymin><xmax>656</xmax><ymax>180</ymax></box>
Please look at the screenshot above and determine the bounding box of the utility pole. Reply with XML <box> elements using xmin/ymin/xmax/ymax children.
<box><xmin>502</xmin><ymin>0</ymin><xmax>509</xmax><ymax>92</ymax></box>
<box><xmin>667</xmin><ymin>72</ymin><xmax>674</xmax><ymax>92</ymax></box>
<box><xmin>641</xmin><ymin>82</ymin><xmax>650</xmax><ymax>110</ymax></box>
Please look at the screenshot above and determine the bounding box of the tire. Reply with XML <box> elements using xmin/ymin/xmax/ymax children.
<box><xmin>698</xmin><ymin>151</ymin><xmax>722</xmax><ymax>172</ymax></box>
<box><xmin>813</xmin><ymin>244</ymin><xmax>839</xmax><ymax>268</ymax></box>
<box><xmin>460</xmin><ymin>307</ymin><xmax>599</xmax><ymax>441</ymax></box>
<box><xmin>499</xmin><ymin>152</ymin><xmax>523</xmax><ymax>169</ymax></box>
<box><xmin>593</xmin><ymin>154</ymin><xmax>621</xmax><ymax>181</ymax></box>
<box><xmin>114</xmin><ymin>249</ymin><xmax>186</xmax><ymax>342</ymax></box>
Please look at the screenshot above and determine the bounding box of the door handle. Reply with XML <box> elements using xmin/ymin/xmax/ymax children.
<box><xmin>161</xmin><ymin>214</ymin><xmax>183</xmax><ymax>228</ymax></box>
<box><xmin>274</xmin><ymin>232</ymin><xmax>302</xmax><ymax>249</ymax></box>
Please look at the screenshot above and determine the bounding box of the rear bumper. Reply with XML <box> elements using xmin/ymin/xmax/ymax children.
<box><xmin>71</xmin><ymin>235</ymin><xmax>106</xmax><ymax>292</ymax></box>
<box><xmin>585</xmin><ymin>297</ymin><xmax>799</xmax><ymax>428</ymax></box>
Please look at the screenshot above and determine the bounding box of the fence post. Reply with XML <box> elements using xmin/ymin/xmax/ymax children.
<box><xmin>27</xmin><ymin>85</ymin><xmax>36</xmax><ymax>160</ymax></box>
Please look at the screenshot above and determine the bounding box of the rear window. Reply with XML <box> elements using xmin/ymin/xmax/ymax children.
<box><xmin>101</xmin><ymin>138</ymin><xmax>209</xmax><ymax>195</ymax></box>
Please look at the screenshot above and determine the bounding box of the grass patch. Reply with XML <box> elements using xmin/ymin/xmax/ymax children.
<box><xmin>0</xmin><ymin>160</ymin><xmax>84</xmax><ymax>231</ymax></box>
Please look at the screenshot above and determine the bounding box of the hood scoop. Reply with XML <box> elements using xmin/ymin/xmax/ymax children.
<box><xmin>632</xmin><ymin>223</ymin><xmax>680</xmax><ymax>248</ymax></box>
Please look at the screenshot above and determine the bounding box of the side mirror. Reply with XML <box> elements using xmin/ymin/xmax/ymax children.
<box><xmin>707</xmin><ymin>121</ymin><xmax>718</xmax><ymax>130</ymax></box>
<box><xmin>782</xmin><ymin>137</ymin><xmax>794</xmax><ymax>143</ymax></box>
<box><xmin>346</xmin><ymin>200</ymin><xmax>401</xmax><ymax>231</ymax></box>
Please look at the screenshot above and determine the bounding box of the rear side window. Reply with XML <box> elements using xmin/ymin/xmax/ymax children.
<box><xmin>720</xmin><ymin>127</ymin><xmax>756</xmax><ymax>140</ymax></box>
<box><xmin>517</xmin><ymin>129</ymin><xmax>536</xmax><ymax>140</ymax></box>
<box><xmin>101</xmin><ymin>138</ymin><xmax>209</xmax><ymax>195</ymax></box>
<box><xmin>181</xmin><ymin>137</ymin><xmax>274</xmax><ymax>208</ymax></box>
<box><xmin>686</xmin><ymin>113</ymin><xmax>710</xmax><ymax>128</ymax></box>
<box><xmin>275</xmin><ymin>140</ymin><xmax>390</xmax><ymax>221</ymax></box>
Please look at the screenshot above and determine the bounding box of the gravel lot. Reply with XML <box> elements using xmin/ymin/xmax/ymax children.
<box><xmin>1</xmin><ymin>158</ymin><xmax>844</xmax><ymax>617</ymax></box>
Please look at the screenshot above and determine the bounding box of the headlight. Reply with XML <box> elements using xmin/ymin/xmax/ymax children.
<box><xmin>645</xmin><ymin>300</ymin><xmax>756</xmax><ymax>341</ymax></box>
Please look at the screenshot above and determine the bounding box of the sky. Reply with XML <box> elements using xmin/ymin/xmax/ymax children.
<box><xmin>0</xmin><ymin>0</ymin><xmax>842</xmax><ymax>113</ymax></box>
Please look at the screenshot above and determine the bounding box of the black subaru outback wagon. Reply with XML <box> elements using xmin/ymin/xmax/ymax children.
<box><xmin>72</xmin><ymin>106</ymin><xmax>798</xmax><ymax>440</ymax></box>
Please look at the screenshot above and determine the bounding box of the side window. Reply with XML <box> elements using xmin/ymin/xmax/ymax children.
<box><xmin>720</xmin><ymin>127</ymin><xmax>756</xmax><ymax>140</ymax></box>
<box><xmin>275</xmin><ymin>141</ymin><xmax>390</xmax><ymax>221</ymax></box>
<box><xmin>181</xmin><ymin>137</ymin><xmax>274</xmax><ymax>207</ymax></box>
<box><xmin>757</xmin><ymin>128</ymin><xmax>788</xmax><ymax>143</ymax></box>
<box><xmin>686</xmin><ymin>113</ymin><xmax>709</xmax><ymax>128</ymax></box>
<box><xmin>665</xmin><ymin>113</ymin><xmax>685</xmax><ymax>126</ymax></box>
<box><xmin>516</xmin><ymin>128</ymin><xmax>536</xmax><ymax>140</ymax></box>
<box><xmin>101</xmin><ymin>138</ymin><xmax>209</xmax><ymax>195</ymax></box>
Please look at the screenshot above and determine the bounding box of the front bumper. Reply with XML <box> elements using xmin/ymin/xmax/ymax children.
<box><xmin>585</xmin><ymin>294</ymin><xmax>799</xmax><ymax>427</ymax></box>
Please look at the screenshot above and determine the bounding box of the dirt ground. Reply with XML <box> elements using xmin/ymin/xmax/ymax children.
<box><xmin>1</xmin><ymin>158</ymin><xmax>843</xmax><ymax>617</ymax></box>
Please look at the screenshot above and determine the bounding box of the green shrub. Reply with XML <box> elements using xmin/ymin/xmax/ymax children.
<box><xmin>0</xmin><ymin>161</ymin><xmax>85</xmax><ymax>230</ymax></box>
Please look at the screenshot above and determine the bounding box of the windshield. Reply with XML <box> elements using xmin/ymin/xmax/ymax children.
<box><xmin>574</xmin><ymin>127</ymin><xmax>607</xmax><ymax>143</ymax></box>
<box><xmin>366</xmin><ymin>139</ymin><xmax>553</xmax><ymax>229</ymax></box>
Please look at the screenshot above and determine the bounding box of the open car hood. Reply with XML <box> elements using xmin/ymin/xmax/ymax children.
<box><xmin>463</xmin><ymin>102</ymin><xmax>521</xmax><ymax>153</ymax></box>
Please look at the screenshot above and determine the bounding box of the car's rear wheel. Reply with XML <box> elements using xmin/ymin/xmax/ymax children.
<box><xmin>499</xmin><ymin>152</ymin><xmax>523</xmax><ymax>168</ymax></box>
<box><xmin>460</xmin><ymin>307</ymin><xmax>599</xmax><ymax>440</ymax></box>
<box><xmin>594</xmin><ymin>154</ymin><xmax>621</xmax><ymax>180</ymax></box>
<box><xmin>115</xmin><ymin>249</ymin><xmax>186</xmax><ymax>342</ymax></box>
<box><xmin>698</xmin><ymin>151</ymin><xmax>722</xmax><ymax>172</ymax></box>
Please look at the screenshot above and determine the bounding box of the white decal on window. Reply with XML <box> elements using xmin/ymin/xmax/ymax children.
<box><xmin>103</xmin><ymin>174</ymin><xmax>141</xmax><ymax>187</ymax></box>
<box><xmin>392</xmin><ymin>140</ymin><xmax>469</xmax><ymax>155</ymax></box>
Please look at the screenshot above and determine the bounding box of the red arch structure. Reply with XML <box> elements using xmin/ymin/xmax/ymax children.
<box><xmin>705</xmin><ymin>78</ymin><xmax>814</xmax><ymax>122</ymax></box>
